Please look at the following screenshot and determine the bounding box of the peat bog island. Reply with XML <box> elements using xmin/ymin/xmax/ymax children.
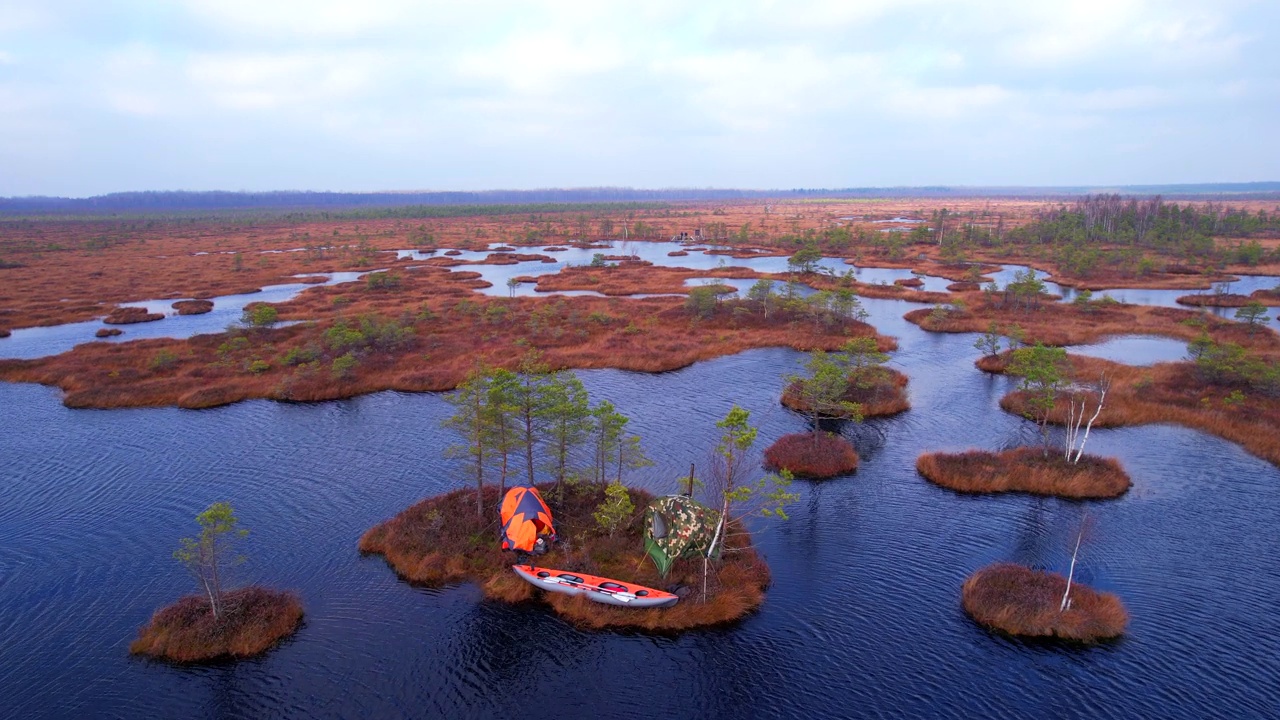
<box><xmin>5</xmin><ymin>5</ymin><xmax>1280</xmax><ymax>711</ymax></box>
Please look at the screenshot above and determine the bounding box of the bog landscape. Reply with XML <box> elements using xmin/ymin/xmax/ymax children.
<box><xmin>3</xmin><ymin>191</ymin><xmax>1279</xmax><ymax>715</ymax></box>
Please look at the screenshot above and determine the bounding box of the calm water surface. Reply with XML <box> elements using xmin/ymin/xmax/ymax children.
<box><xmin>2</xmin><ymin>247</ymin><xmax>1280</xmax><ymax>719</ymax></box>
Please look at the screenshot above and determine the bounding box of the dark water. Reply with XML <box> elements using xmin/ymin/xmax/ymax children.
<box><xmin>3</xmin><ymin>282</ymin><xmax>1280</xmax><ymax>719</ymax></box>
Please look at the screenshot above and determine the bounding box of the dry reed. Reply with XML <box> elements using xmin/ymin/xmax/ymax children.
<box><xmin>916</xmin><ymin>447</ymin><xmax>1131</xmax><ymax>499</ymax></box>
<box><xmin>763</xmin><ymin>431</ymin><xmax>859</xmax><ymax>478</ymax></box>
<box><xmin>129</xmin><ymin>586</ymin><xmax>303</xmax><ymax>663</ymax></box>
<box><xmin>962</xmin><ymin>563</ymin><xmax>1128</xmax><ymax>642</ymax></box>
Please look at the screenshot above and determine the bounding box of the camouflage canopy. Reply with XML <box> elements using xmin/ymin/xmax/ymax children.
<box><xmin>644</xmin><ymin>495</ymin><xmax>721</xmax><ymax>577</ymax></box>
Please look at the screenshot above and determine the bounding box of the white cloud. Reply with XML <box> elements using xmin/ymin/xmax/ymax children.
<box><xmin>882</xmin><ymin>83</ymin><xmax>1013</xmax><ymax>120</ymax></box>
<box><xmin>455</xmin><ymin>33</ymin><xmax>625</xmax><ymax>96</ymax></box>
<box><xmin>186</xmin><ymin>52</ymin><xmax>377</xmax><ymax>110</ymax></box>
<box><xmin>0</xmin><ymin>1</ymin><xmax>53</xmax><ymax>33</ymax></box>
<box><xmin>0</xmin><ymin>0</ymin><xmax>1275</xmax><ymax>194</ymax></box>
<box><xmin>180</xmin><ymin>0</ymin><xmax>427</xmax><ymax>38</ymax></box>
<box><xmin>99</xmin><ymin>45</ymin><xmax>177</xmax><ymax>117</ymax></box>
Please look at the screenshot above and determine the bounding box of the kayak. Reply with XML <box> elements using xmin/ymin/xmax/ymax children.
<box><xmin>513</xmin><ymin>564</ymin><xmax>679</xmax><ymax>608</ymax></box>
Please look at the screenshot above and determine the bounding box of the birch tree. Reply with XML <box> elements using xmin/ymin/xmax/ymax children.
<box><xmin>1063</xmin><ymin>376</ymin><xmax>1109</xmax><ymax>464</ymax></box>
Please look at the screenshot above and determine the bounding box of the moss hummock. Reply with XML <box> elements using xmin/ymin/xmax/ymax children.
<box><xmin>130</xmin><ymin>586</ymin><xmax>303</xmax><ymax>663</ymax></box>
<box><xmin>917</xmin><ymin>447</ymin><xmax>1131</xmax><ymax>499</ymax></box>
<box><xmin>962</xmin><ymin>563</ymin><xmax>1128</xmax><ymax>643</ymax></box>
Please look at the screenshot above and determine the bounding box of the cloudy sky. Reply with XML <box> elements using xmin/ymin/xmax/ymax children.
<box><xmin>1</xmin><ymin>0</ymin><xmax>1276</xmax><ymax>196</ymax></box>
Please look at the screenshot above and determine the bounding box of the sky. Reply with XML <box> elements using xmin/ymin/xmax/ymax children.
<box><xmin>0</xmin><ymin>0</ymin><xmax>1276</xmax><ymax>197</ymax></box>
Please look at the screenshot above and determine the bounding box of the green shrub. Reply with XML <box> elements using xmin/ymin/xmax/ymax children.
<box><xmin>217</xmin><ymin>336</ymin><xmax>251</xmax><ymax>357</ymax></box>
<box><xmin>150</xmin><ymin>349</ymin><xmax>179</xmax><ymax>372</ymax></box>
<box><xmin>593</xmin><ymin>482</ymin><xmax>635</xmax><ymax>536</ymax></box>
<box><xmin>331</xmin><ymin>353</ymin><xmax>358</xmax><ymax>379</ymax></box>
<box><xmin>685</xmin><ymin>286</ymin><xmax>720</xmax><ymax>318</ymax></box>
<box><xmin>324</xmin><ymin>321</ymin><xmax>365</xmax><ymax>353</ymax></box>
<box><xmin>241</xmin><ymin>304</ymin><xmax>278</xmax><ymax>328</ymax></box>
<box><xmin>365</xmin><ymin>271</ymin><xmax>402</xmax><ymax>291</ymax></box>
<box><xmin>283</xmin><ymin>345</ymin><xmax>321</xmax><ymax>366</ymax></box>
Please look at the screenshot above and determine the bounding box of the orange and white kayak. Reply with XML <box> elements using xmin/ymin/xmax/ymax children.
<box><xmin>513</xmin><ymin>564</ymin><xmax>679</xmax><ymax>608</ymax></box>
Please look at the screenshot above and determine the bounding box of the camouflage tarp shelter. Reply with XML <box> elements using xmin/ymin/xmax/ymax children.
<box><xmin>500</xmin><ymin>486</ymin><xmax>556</xmax><ymax>553</ymax></box>
<box><xmin>644</xmin><ymin>495</ymin><xmax>721</xmax><ymax>577</ymax></box>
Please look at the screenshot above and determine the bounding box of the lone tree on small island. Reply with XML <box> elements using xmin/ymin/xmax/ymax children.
<box><xmin>962</xmin><ymin>515</ymin><xmax>1127</xmax><ymax>643</ymax></box>
<box><xmin>131</xmin><ymin>503</ymin><xmax>303</xmax><ymax>662</ymax></box>
<box><xmin>174</xmin><ymin>502</ymin><xmax>247</xmax><ymax>619</ymax></box>
<box><xmin>768</xmin><ymin>338</ymin><xmax>904</xmax><ymax>479</ymax></box>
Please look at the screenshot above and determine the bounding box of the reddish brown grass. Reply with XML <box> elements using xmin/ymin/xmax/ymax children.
<box><xmin>0</xmin><ymin>198</ymin><xmax>1268</xmax><ymax>332</ymax></box>
<box><xmin>907</xmin><ymin>295</ymin><xmax>1279</xmax><ymax>349</ymax></box>
<box><xmin>962</xmin><ymin>563</ymin><xmax>1128</xmax><ymax>642</ymax></box>
<box><xmin>1176</xmin><ymin>293</ymin><xmax>1253</xmax><ymax>307</ymax></box>
<box><xmin>95</xmin><ymin>328</ymin><xmax>123</xmax><ymax>338</ymax></box>
<box><xmin>916</xmin><ymin>447</ymin><xmax>1131</xmax><ymax>499</ymax></box>
<box><xmin>360</xmin><ymin>483</ymin><xmax>769</xmax><ymax>632</ymax></box>
<box><xmin>104</xmin><ymin>307</ymin><xmax>163</xmax><ymax>324</ymax></box>
<box><xmin>1176</xmin><ymin>291</ymin><xmax>1280</xmax><ymax>308</ymax></box>
<box><xmin>129</xmin><ymin>586</ymin><xmax>303</xmax><ymax>663</ymax></box>
<box><xmin>974</xmin><ymin>352</ymin><xmax>1010</xmax><ymax>373</ymax></box>
<box><xmin>763</xmin><ymin>431</ymin><xmax>859</xmax><ymax>478</ymax></box>
<box><xmin>172</xmin><ymin>299</ymin><xmax>214</xmax><ymax>315</ymax></box>
<box><xmin>0</xmin><ymin>268</ymin><xmax>894</xmax><ymax>409</ymax></box>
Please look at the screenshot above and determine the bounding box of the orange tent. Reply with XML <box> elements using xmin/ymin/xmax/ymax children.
<box><xmin>500</xmin><ymin>486</ymin><xmax>556</xmax><ymax>553</ymax></box>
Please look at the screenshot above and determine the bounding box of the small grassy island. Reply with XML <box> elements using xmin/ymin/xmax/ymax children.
<box><xmin>131</xmin><ymin>503</ymin><xmax>303</xmax><ymax>663</ymax></box>
<box><xmin>962</xmin><ymin>563</ymin><xmax>1128</xmax><ymax>643</ymax></box>
<box><xmin>104</xmin><ymin>306</ymin><xmax>163</xmax><ymax>325</ymax></box>
<box><xmin>360</xmin><ymin>484</ymin><xmax>770</xmax><ymax>632</ymax></box>
<box><xmin>917</xmin><ymin>448</ymin><xmax>1132</xmax><ymax>499</ymax></box>
<box><xmin>780</xmin><ymin>365</ymin><xmax>911</xmax><ymax>419</ymax></box>
<box><xmin>764</xmin><ymin>431</ymin><xmax>859</xmax><ymax>478</ymax></box>
<box><xmin>765</xmin><ymin>339</ymin><xmax>909</xmax><ymax>479</ymax></box>
<box><xmin>130</xmin><ymin>587</ymin><xmax>304</xmax><ymax>663</ymax></box>
<box><xmin>172</xmin><ymin>299</ymin><xmax>214</xmax><ymax>315</ymax></box>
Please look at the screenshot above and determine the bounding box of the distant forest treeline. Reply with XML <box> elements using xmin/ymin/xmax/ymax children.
<box><xmin>2</xmin><ymin>183</ymin><xmax>1278</xmax><ymax>216</ymax></box>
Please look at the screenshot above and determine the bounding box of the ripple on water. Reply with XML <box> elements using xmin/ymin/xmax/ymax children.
<box><xmin>1</xmin><ymin>256</ymin><xmax>1280</xmax><ymax>717</ymax></box>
